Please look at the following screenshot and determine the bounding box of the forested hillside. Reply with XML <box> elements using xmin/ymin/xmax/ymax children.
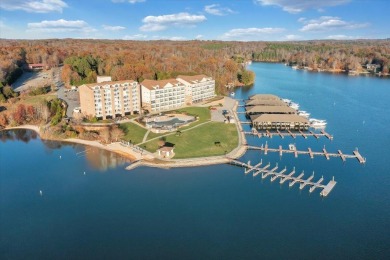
<box><xmin>0</xmin><ymin>39</ymin><xmax>388</xmax><ymax>94</ymax></box>
<box><xmin>251</xmin><ymin>41</ymin><xmax>390</xmax><ymax>73</ymax></box>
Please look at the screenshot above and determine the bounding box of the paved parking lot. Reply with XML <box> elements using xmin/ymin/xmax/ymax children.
<box><xmin>223</xmin><ymin>97</ymin><xmax>236</xmax><ymax>110</ymax></box>
<box><xmin>12</xmin><ymin>71</ymin><xmax>52</xmax><ymax>92</ymax></box>
<box><xmin>210</xmin><ymin>97</ymin><xmax>237</xmax><ymax>122</ymax></box>
<box><xmin>57</xmin><ymin>87</ymin><xmax>80</xmax><ymax>117</ymax></box>
<box><xmin>211</xmin><ymin>108</ymin><xmax>225</xmax><ymax>122</ymax></box>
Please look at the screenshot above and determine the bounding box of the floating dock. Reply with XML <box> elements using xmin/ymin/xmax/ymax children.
<box><xmin>247</xmin><ymin>143</ymin><xmax>366</xmax><ymax>164</ymax></box>
<box><xmin>320</xmin><ymin>179</ymin><xmax>337</xmax><ymax>197</ymax></box>
<box><xmin>234</xmin><ymin>94</ymin><xmax>364</xmax><ymax>197</ymax></box>
<box><xmin>229</xmin><ymin>160</ymin><xmax>337</xmax><ymax>197</ymax></box>
<box><xmin>243</xmin><ymin>129</ymin><xmax>333</xmax><ymax>140</ymax></box>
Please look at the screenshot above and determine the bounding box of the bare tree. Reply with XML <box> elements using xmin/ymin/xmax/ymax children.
<box><xmin>38</xmin><ymin>103</ymin><xmax>50</xmax><ymax>123</ymax></box>
<box><xmin>100</xmin><ymin>128</ymin><xmax>110</xmax><ymax>144</ymax></box>
<box><xmin>110</xmin><ymin>126</ymin><xmax>124</xmax><ymax>142</ymax></box>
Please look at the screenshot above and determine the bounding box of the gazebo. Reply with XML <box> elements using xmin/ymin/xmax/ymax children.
<box><xmin>157</xmin><ymin>146</ymin><xmax>175</xmax><ymax>158</ymax></box>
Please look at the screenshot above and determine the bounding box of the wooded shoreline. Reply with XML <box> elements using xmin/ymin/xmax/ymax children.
<box><xmin>1</xmin><ymin>39</ymin><xmax>388</xmax><ymax>96</ymax></box>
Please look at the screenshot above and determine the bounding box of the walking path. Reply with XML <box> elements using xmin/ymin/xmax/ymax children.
<box><xmin>137</xmin><ymin>120</ymin><xmax>212</xmax><ymax>145</ymax></box>
<box><xmin>142</xmin><ymin>129</ymin><xmax>150</xmax><ymax>143</ymax></box>
<box><xmin>127</xmin><ymin>99</ymin><xmax>247</xmax><ymax>170</ymax></box>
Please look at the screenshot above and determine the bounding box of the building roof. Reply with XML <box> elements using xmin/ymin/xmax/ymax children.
<box><xmin>245</xmin><ymin>99</ymin><xmax>287</xmax><ymax>106</ymax></box>
<box><xmin>158</xmin><ymin>146</ymin><xmax>175</xmax><ymax>152</ymax></box>
<box><xmin>96</xmin><ymin>76</ymin><xmax>112</xmax><ymax>83</ymax></box>
<box><xmin>177</xmin><ymin>74</ymin><xmax>211</xmax><ymax>84</ymax></box>
<box><xmin>81</xmin><ymin>80</ymin><xmax>137</xmax><ymax>89</ymax></box>
<box><xmin>141</xmin><ymin>79</ymin><xmax>182</xmax><ymax>90</ymax></box>
<box><xmin>246</xmin><ymin>105</ymin><xmax>296</xmax><ymax>114</ymax></box>
<box><xmin>251</xmin><ymin>114</ymin><xmax>309</xmax><ymax>123</ymax></box>
<box><xmin>28</xmin><ymin>63</ymin><xmax>46</xmax><ymax>67</ymax></box>
<box><xmin>249</xmin><ymin>94</ymin><xmax>280</xmax><ymax>100</ymax></box>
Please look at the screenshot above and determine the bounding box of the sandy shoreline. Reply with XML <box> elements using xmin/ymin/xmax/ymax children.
<box><xmin>5</xmin><ymin>125</ymin><xmax>41</xmax><ymax>133</ymax></box>
<box><xmin>3</xmin><ymin>125</ymin><xmax>141</xmax><ymax>161</ymax></box>
<box><xmin>3</xmin><ymin>123</ymin><xmax>246</xmax><ymax>169</ymax></box>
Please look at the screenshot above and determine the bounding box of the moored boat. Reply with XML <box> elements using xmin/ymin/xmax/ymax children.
<box><xmin>309</xmin><ymin>118</ymin><xmax>327</xmax><ymax>128</ymax></box>
<box><xmin>298</xmin><ymin>110</ymin><xmax>310</xmax><ymax>118</ymax></box>
<box><xmin>289</xmin><ymin>102</ymin><xmax>299</xmax><ymax>110</ymax></box>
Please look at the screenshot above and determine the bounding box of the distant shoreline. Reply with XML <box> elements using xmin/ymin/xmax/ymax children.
<box><xmin>250</xmin><ymin>61</ymin><xmax>390</xmax><ymax>78</ymax></box>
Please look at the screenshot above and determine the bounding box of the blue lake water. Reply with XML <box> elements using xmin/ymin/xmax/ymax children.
<box><xmin>1</xmin><ymin>62</ymin><xmax>390</xmax><ymax>259</ymax></box>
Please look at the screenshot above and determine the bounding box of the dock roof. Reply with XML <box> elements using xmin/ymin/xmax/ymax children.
<box><xmin>249</xmin><ymin>94</ymin><xmax>280</xmax><ymax>100</ymax></box>
<box><xmin>251</xmin><ymin>114</ymin><xmax>309</xmax><ymax>123</ymax></box>
<box><xmin>246</xmin><ymin>105</ymin><xmax>296</xmax><ymax>114</ymax></box>
<box><xmin>245</xmin><ymin>99</ymin><xmax>287</xmax><ymax>106</ymax></box>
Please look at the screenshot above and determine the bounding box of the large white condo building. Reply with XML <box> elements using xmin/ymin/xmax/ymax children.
<box><xmin>79</xmin><ymin>80</ymin><xmax>140</xmax><ymax>119</ymax></box>
<box><xmin>79</xmin><ymin>74</ymin><xmax>216</xmax><ymax>116</ymax></box>
<box><xmin>140</xmin><ymin>79</ymin><xmax>188</xmax><ymax>112</ymax></box>
<box><xmin>177</xmin><ymin>75</ymin><xmax>216</xmax><ymax>103</ymax></box>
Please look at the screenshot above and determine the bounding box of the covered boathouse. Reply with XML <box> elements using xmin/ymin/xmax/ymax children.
<box><xmin>245</xmin><ymin>98</ymin><xmax>288</xmax><ymax>107</ymax></box>
<box><xmin>250</xmin><ymin>114</ymin><xmax>309</xmax><ymax>130</ymax></box>
<box><xmin>245</xmin><ymin>105</ymin><xmax>296</xmax><ymax>115</ymax></box>
<box><xmin>248</xmin><ymin>94</ymin><xmax>280</xmax><ymax>100</ymax></box>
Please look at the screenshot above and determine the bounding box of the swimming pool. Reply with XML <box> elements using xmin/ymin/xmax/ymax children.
<box><xmin>146</xmin><ymin>115</ymin><xmax>195</xmax><ymax>130</ymax></box>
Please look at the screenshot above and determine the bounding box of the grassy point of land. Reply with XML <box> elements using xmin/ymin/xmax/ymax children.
<box><xmin>120</xmin><ymin>122</ymin><xmax>148</xmax><ymax>145</ymax></box>
<box><xmin>143</xmin><ymin>122</ymin><xmax>238</xmax><ymax>159</ymax></box>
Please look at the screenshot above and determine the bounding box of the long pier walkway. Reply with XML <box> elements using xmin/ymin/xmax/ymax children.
<box><xmin>247</xmin><ymin>143</ymin><xmax>366</xmax><ymax>164</ymax></box>
<box><xmin>229</xmin><ymin>159</ymin><xmax>337</xmax><ymax>197</ymax></box>
<box><xmin>243</xmin><ymin>129</ymin><xmax>334</xmax><ymax>140</ymax></box>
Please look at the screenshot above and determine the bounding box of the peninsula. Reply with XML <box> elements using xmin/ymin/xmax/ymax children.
<box><xmin>1</xmin><ymin>72</ymin><xmax>246</xmax><ymax>168</ymax></box>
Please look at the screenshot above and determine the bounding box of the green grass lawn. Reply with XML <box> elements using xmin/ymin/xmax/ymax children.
<box><xmin>146</xmin><ymin>106</ymin><xmax>211</xmax><ymax>140</ymax></box>
<box><xmin>142</xmin><ymin>122</ymin><xmax>238</xmax><ymax>159</ymax></box>
<box><xmin>175</xmin><ymin>106</ymin><xmax>211</xmax><ymax>122</ymax></box>
<box><xmin>120</xmin><ymin>122</ymin><xmax>148</xmax><ymax>144</ymax></box>
<box><xmin>146</xmin><ymin>131</ymin><xmax>167</xmax><ymax>141</ymax></box>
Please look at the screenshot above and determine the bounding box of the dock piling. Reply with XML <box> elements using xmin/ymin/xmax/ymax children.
<box><xmin>244</xmin><ymin>129</ymin><xmax>334</xmax><ymax>140</ymax></box>
<box><xmin>246</xmin><ymin>145</ymin><xmax>365</xmax><ymax>163</ymax></box>
<box><xmin>230</xmin><ymin>159</ymin><xmax>336</xmax><ymax>196</ymax></box>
